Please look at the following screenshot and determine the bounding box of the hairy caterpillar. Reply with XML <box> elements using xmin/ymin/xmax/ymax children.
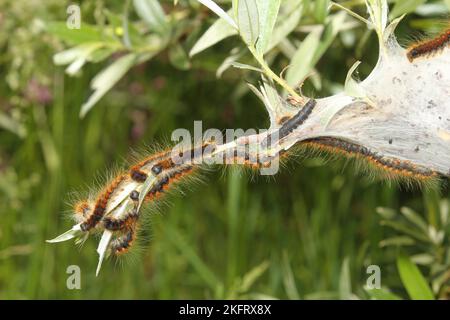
<box><xmin>302</xmin><ymin>137</ymin><xmax>439</xmax><ymax>186</ymax></box>
<box><xmin>60</xmin><ymin>100</ymin><xmax>443</xmax><ymax>263</ymax></box>
<box><xmin>407</xmin><ymin>27</ymin><xmax>450</xmax><ymax>62</ymax></box>
<box><xmin>263</xmin><ymin>99</ymin><xmax>317</xmax><ymax>148</ymax></box>
<box><xmin>47</xmin><ymin>1</ymin><xmax>450</xmax><ymax>276</ymax></box>
<box><xmin>110</xmin><ymin>226</ymin><xmax>137</xmax><ymax>255</ymax></box>
<box><xmin>80</xmin><ymin>174</ymin><xmax>127</xmax><ymax>232</ymax></box>
<box><xmin>278</xmin><ymin>99</ymin><xmax>317</xmax><ymax>139</ymax></box>
<box><xmin>68</xmin><ymin>138</ymin><xmax>280</xmax><ymax>258</ymax></box>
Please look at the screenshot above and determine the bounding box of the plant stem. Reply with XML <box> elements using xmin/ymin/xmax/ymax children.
<box><xmin>248</xmin><ymin>46</ymin><xmax>303</xmax><ymax>102</ymax></box>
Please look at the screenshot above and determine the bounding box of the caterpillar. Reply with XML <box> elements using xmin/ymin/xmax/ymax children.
<box><xmin>129</xmin><ymin>150</ymin><xmax>172</xmax><ymax>183</ymax></box>
<box><xmin>70</xmin><ymin>138</ymin><xmax>283</xmax><ymax>257</ymax></box>
<box><xmin>278</xmin><ymin>99</ymin><xmax>317</xmax><ymax>140</ymax></box>
<box><xmin>302</xmin><ymin>137</ymin><xmax>439</xmax><ymax>183</ymax></box>
<box><xmin>144</xmin><ymin>164</ymin><xmax>195</xmax><ymax>201</ymax></box>
<box><xmin>80</xmin><ymin>174</ymin><xmax>127</xmax><ymax>232</ymax></box>
<box><xmin>263</xmin><ymin>99</ymin><xmax>317</xmax><ymax>148</ymax></box>
<box><xmin>64</xmin><ymin>128</ymin><xmax>440</xmax><ymax>262</ymax></box>
<box><xmin>102</xmin><ymin>190</ymin><xmax>140</xmax><ymax>231</ymax></box>
<box><xmin>110</xmin><ymin>226</ymin><xmax>137</xmax><ymax>255</ymax></box>
<box><xmin>406</xmin><ymin>27</ymin><xmax>450</xmax><ymax>62</ymax></box>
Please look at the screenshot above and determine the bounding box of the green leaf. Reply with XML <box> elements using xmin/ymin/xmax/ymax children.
<box><xmin>133</xmin><ymin>0</ymin><xmax>169</xmax><ymax>34</ymax></box>
<box><xmin>46</xmin><ymin>22</ymin><xmax>109</xmax><ymax>45</ymax></box>
<box><xmin>169</xmin><ymin>44</ymin><xmax>191</xmax><ymax>70</ymax></box>
<box><xmin>344</xmin><ymin>61</ymin><xmax>366</xmax><ymax>98</ymax></box>
<box><xmin>440</xmin><ymin>199</ymin><xmax>449</xmax><ymax>226</ymax></box>
<box><xmin>216</xmin><ymin>48</ymin><xmax>244</xmax><ymax>77</ymax></box>
<box><xmin>230</xmin><ymin>61</ymin><xmax>262</xmax><ymax>73</ymax></box>
<box><xmin>380</xmin><ymin>220</ymin><xmax>430</xmax><ymax>242</ymax></box>
<box><xmin>410</xmin><ymin>253</ymin><xmax>434</xmax><ymax>266</ymax></box>
<box><xmin>339</xmin><ymin>258</ymin><xmax>352</xmax><ymax>300</ymax></box>
<box><xmin>239</xmin><ymin>261</ymin><xmax>269</xmax><ymax>293</ymax></box>
<box><xmin>314</xmin><ymin>0</ymin><xmax>330</xmax><ymax>23</ymax></box>
<box><xmin>376</xmin><ymin>207</ymin><xmax>397</xmax><ymax>220</ymax></box>
<box><xmin>365</xmin><ymin>287</ymin><xmax>402</xmax><ymax>300</ymax></box>
<box><xmin>53</xmin><ymin>43</ymin><xmax>104</xmax><ymax>75</ymax></box>
<box><xmin>235</xmin><ymin>0</ymin><xmax>260</xmax><ymax>46</ymax></box>
<box><xmin>197</xmin><ymin>0</ymin><xmax>238</xmax><ymax>29</ymax></box>
<box><xmin>89</xmin><ymin>47</ymin><xmax>116</xmax><ymax>63</ymax></box>
<box><xmin>389</xmin><ymin>0</ymin><xmax>426</xmax><ymax>19</ymax></box>
<box><xmin>400</xmin><ymin>207</ymin><xmax>428</xmax><ymax>233</ymax></box>
<box><xmin>189</xmin><ymin>9</ymin><xmax>238</xmax><ymax>57</ymax></box>
<box><xmin>80</xmin><ymin>53</ymin><xmax>138</xmax><ymax>118</ymax></box>
<box><xmin>313</xmin><ymin>11</ymin><xmax>347</xmax><ymax>65</ymax></box>
<box><xmin>379</xmin><ymin>236</ymin><xmax>416</xmax><ymax>247</ymax></box>
<box><xmin>165</xmin><ymin>224</ymin><xmax>222</xmax><ymax>291</ymax></box>
<box><xmin>0</xmin><ymin>111</ymin><xmax>26</xmax><ymax>138</ymax></box>
<box><xmin>286</xmin><ymin>29</ymin><xmax>321</xmax><ymax>88</ymax></box>
<box><xmin>282</xmin><ymin>251</ymin><xmax>300</xmax><ymax>300</ymax></box>
<box><xmin>104</xmin><ymin>9</ymin><xmax>141</xmax><ymax>48</ymax></box>
<box><xmin>397</xmin><ymin>254</ymin><xmax>434</xmax><ymax>300</ymax></box>
<box><xmin>264</xmin><ymin>2</ymin><xmax>303</xmax><ymax>53</ymax></box>
<box><xmin>256</xmin><ymin>0</ymin><xmax>280</xmax><ymax>54</ymax></box>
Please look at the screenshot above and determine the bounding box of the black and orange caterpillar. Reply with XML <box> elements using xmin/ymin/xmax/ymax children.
<box><xmin>72</xmin><ymin>98</ymin><xmax>441</xmax><ymax>257</ymax></box>
<box><xmin>407</xmin><ymin>27</ymin><xmax>450</xmax><ymax>62</ymax></box>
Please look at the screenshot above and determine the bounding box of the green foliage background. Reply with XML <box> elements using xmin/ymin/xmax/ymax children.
<box><xmin>0</xmin><ymin>0</ymin><xmax>449</xmax><ymax>299</ymax></box>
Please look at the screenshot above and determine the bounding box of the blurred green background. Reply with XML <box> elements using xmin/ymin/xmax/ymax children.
<box><xmin>0</xmin><ymin>0</ymin><xmax>449</xmax><ymax>299</ymax></box>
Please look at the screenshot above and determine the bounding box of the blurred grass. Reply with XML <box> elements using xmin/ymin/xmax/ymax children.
<box><xmin>0</xmin><ymin>0</ymin><xmax>449</xmax><ymax>299</ymax></box>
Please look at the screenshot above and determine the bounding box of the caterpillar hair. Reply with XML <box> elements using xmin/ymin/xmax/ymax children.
<box><xmin>129</xmin><ymin>150</ymin><xmax>172</xmax><ymax>182</ymax></box>
<box><xmin>103</xmin><ymin>190</ymin><xmax>140</xmax><ymax>231</ymax></box>
<box><xmin>110</xmin><ymin>226</ymin><xmax>136</xmax><ymax>255</ymax></box>
<box><xmin>74</xmin><ymin>200</ymin><xmax>92</xmax><ymax>216</ymax></box>
<box><xmin>145</xmin><ymin>164</ymin><xmax>195</xmax><ymax>201</ymax></box>
<box><xmin>80</xmin><ymin>174</ymin><xmax>127</xmax><ymax>232</ymax></box>
<box><xmin>407</xmin><ymin>27</ymin><xmax>450</xmax><ymax>62</ymax></box>
<box><xmin>302</xmin><ymin>137</ymin><xmax>439</xmax><ymax>185</ymax></box>
<box><xmin>103</xmin><ymin>209</ymin><xmax>139</xmax><ymax>231</ymax></box>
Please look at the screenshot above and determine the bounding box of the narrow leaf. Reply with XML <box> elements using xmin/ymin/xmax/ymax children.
<box><xmin>46</xmin><ymin>22</ymin><xmax>108</xmax><ymax>45</ymax></box>
<box><xmin>197</xmin><ymin>0</ymin><xmax>238</xmax><ymax>29</ymax></box>
<box><xmin>256</xmin><ymin>0</ymin><xmax>280</xmax><ymax>54</ymax></box>
<box><xmin>80</xmin><ymin>53</ymin><xmax>138</xmax><ymax>118</ymax></box>
<box><xmin>397</xmin><ymin>254</ymin><xmax>434</xmax><ymax>300</ymax></box>
<box><xmin>190</xmin><ymin>10</ymin><xmax>238</xmax><ymax>57</ymax></box>
<box><xmin>400</xmin><ymin>207</ymin><xmax>428</xmax><ymax>233</ymax></box>
<box><xmin>169</xmin><ymin>44</ymin><xmax>191</xmax><ymax>70</ymax></box>
<box><xmin>236</xmin><ymin>0</ymin><xmax>260</xmax><ymax>46</ymax></box>
<box><xmin>264</xmin><ymin>3</ymin><xmax>303</xmax><ymax>53</ymax></box>
<box><xmin>133</xmin><ymin>0</ymin><xmax>169</xmax><ymax>33</ymax></box>
<box><xmin>286</xmin><ymin>29</ymin><xmax>321</xmax><ymax>88</ymax></box>
<box><xmin>365</xmin><ymin>288</ymin><xmax>402</xmax><ymax>300</ymax></box>
<box><xmin>230</xmin><ymin>62</ymin><xmax>263</xmax><ymax>73</ymax></box>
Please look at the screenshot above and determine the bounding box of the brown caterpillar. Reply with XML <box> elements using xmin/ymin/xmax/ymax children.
<box><xmin>102</xmin><ymin>190</ymin><xmax>140</xmax><ymax>231</ymax></box>
<box><xmin>110</xmin><ymin>226</ymin><xmax>136</xmax><ymax>255</ymax></box>
<box><xmin>74</xmin><ymin>200</ymin><xmax>92</xmax><ymax>216</ymax></box>
<box><xmin>129</xmin><ymin>150</ymin><xmax>172</xmax><ymax>182</ymax></box>
<box><xmin>302</xmin><ymin>137</ymin><xmax>439</xmax><ymax>182</ymax></box>
<box><xmin>72</xmin><ymin>138</ymin><xmax>281</xmax><ymax>257</ymax></box>
<box><xmin>80</xmin><ymin>174</ymin><xmax>126</xmax><ymax>232</ymax></box>
<box><xmin>144</xmin><ymin>164</ymin><xmax>195</xmax><ymax>201</ymax></box>
<box><xmin>104</xmin><ymin>145</ymin><xmax>209</xmax><ymax>255</ymax></box>
<box><xmin>407</xmin><ymin>27</ymin><xmax>450</xmax><ymax>62</ymax></box>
